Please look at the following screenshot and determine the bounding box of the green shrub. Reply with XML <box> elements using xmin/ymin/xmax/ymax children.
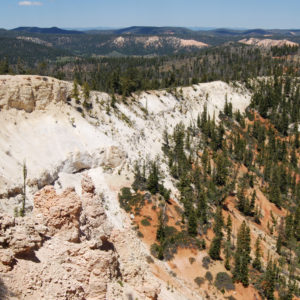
<box><xmin>214</xmin><ymin>272</ymin><xmax>235</xmax><ymax>291</ymax></box>
<box><xmin>141</xmin><ymin>218</ymin><xmax>151</xmax><ymax>226</ymax></box>
<box><xmin>146</xmin><ymin>255</ymin><xmax>154</xmax><ymax>264</ymax></box>
<box><xmin>202</xmin><ymin>256</ymin><xmax>211</xmax><ymax>269</ymax></box>
<box><xmin>170</xmin><ymin>271</ymin><xmax>177</xmax><ymax>277</ymax></box>
<box><xmin>189</xmin><ymin>257</ymin><xmax>196</xmax><ymax>264</ymax></box>
<box><xmin>150</xmin><ymin>243</ymin><xmax>164</xmax><ymax>260</ymax></box>
<box><xmin>118</xmin><ymin>187</ymin><xmax>132</xmax><ymax>211</ymax></box>
<box><xmin>118</xmin><ymin>187</ymin><xmax>145</xmax><ymax>212</ymax></box>
<box><xmin>162</xmin><ymin>229</ymin><xmax>200</xmax><ymax>261</ymax></box>
<box><xmin>194</xmin><ymin>276</ymin><xmax>205</xmax><ymax>287</ymax></box>
<box><xmin>117</xmin><ymin>280</ymin><xmax>124</xmax><ymax>287</ymax></box>
<box><xmin>205</xmin><ymin>271</ymin><xmax>213</xmax><ymax>282</ymax></box>
<box><xmin>137</xmin><ymin>231</ymin><xmax>144</xmax><ymax>238</ymax></box>
<box><xmin>226</xmin><ymin>296</ymin><xmax>237</xmax><ymax>300</ymax></box>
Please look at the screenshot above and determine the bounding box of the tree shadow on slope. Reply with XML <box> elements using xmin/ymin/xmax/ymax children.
<box><xmin>0</xmin><ymin>276</ymin><xmax>17</xmax><ymax>299</ymax></box>
<box><xmin>0</xmin><ymin>277</ymin><xmax>8</xmax><ymax>299</ymax></box>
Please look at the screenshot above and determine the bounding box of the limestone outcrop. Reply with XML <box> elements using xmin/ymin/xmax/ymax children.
<box><xmin>34</xmin><ymin>186</ymin><xmax>81</xmax><ymax>242</ymax></box>
<box><xmin>80</xmin><ymin>175</ymin><xmax>110</xmax><ymax>246</ymax></box>
<box><xmin>0</xmin><ymin>75</ymin><xmax>252</xmax><ymax>299</ymax></box>
<box><xmin>0</xmin><ymin>75</ymin><xmax>71</xmax><ymax>112</ymax></box>
<box><xmin>0</xmin><ymin>176</ymin><xmax>162</xmax><ymax>299</ymax></box>
<box><xmin>0</xmin><ymin>214</ymin><xmax>46</xmax><ymax>272</ymax></box>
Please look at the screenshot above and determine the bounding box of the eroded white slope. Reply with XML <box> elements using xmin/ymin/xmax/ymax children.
<box><xmin>0</xmin><ymin>75</ymin><xmax>251</xmax><ymax>222</ymax></box>
<box><xmin>0</xmin><ymin>75</ymin><xmax>251</xmax><ymax>300</ymax></box>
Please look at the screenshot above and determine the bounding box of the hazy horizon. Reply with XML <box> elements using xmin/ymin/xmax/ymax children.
<box><xmin>1</xmin><ymin>0</ymin><xmax>300</xmax><ymax>29</ymax></box>
<box><xmin>4</xmin><ymin>25</ymin><xmax>300</xmax><ymax>31</ymax></box>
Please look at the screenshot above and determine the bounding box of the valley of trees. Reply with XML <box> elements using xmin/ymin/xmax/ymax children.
<box><xmin>119</xmin><ymin>74</ymin><xmax>300</xmax><ymax>299</ymax></box>
<box><xmin>1</xmin><ymin>43</ymin><xmax>300</xmax><ymax>98</ymax></box>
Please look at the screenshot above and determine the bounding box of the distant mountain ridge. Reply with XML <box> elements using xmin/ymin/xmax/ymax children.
<box><xmin>12</xmin><ymin>27</ymin><xmax>83</xmax><ymax>35</ymax></box>
<box><xmin>1</xmin><ymin>25</ymin><xmax>299</xmax><ymax>58</ymax></box>
<box><xmin>9</xmin><ymin>26</ymin><xmax>300</xmax><ymax>37</ymax></box>
<box><xmin>112</xmin><ymin>26</ymin><xmax>193</xmax><ymax>35</ymax></box>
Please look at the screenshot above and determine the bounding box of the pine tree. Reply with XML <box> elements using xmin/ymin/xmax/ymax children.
<box><xmin>188</xmin><ymin>209</ymin><xmax>198</xmax><ymax>236</ymax></box>
<box><xmin>82</xmin><ymin>82</ymin><xmax>92</xmax><ymax>110</ymax></box>
<box><xmin>253</xmin><ymin>237</ymin><xmax>262</xmax><ymax>271</ymax></box>
<box><xmin>147</xmin><ymin>161</ymin><xmax>159</xmax><ymax>194</ymax></box>
<box><xmin>250</xmin><ymin>190</ymin><xmax>256</xmax><ymax>213</ymax></box>
<box><xmin>213</xmin><ymin>207</ymin><xmax>224</xmax><ymax>236</ymax></box>
<box><xmin>72</xmin><ymin>79</ymin><xmax>80</xmax><ymax>101</ymax></box>
<box><xmin>132</xmin><ymin>162</ymin><xmax>146</xmax><ymax>192</ymax></box>
<box><xmin>156</xmin><ymin>210</ymin><xmax>166</xmax><ymax>260</ymax></box>
<box><xmin>240</xmin><ymin>254</ymin><xmax>250</xmax><ymax>286</ymax></box>
<box><xmin>269</xmin><ymin>170</ymin><xmax>281</xmax><ymax>207</ymax></box>
<box><xmin>156</xmin><ymin>211</ymin><xmax>166</xmax><ymax>243</ymax></box>
<box><xmin>290</xmin><ymin>148</ymin><xmax>297</xmax><ymax>167</ymax></box>
<box><xmin>111</xmin><ymin>93</ymin><xmax>117</xmax><ymax>108</ymax></box>
<box><xmin>20</xmin><ymin>161</ymin><xmax>27</xmax><ymax>217</ymax></box>
<box><xmin>226</xmin><ymin>215</ymin><xmax>232</xmax><ymax>242</ymax></box>
<box><xmin>209</xmin><ymin>235</ymin><xmax>222</xmax><ymax>260</ymax></box>
<box><xmin>215</xmin><ymin>152</ymin><xmax>228</xmax><ymax>186</ymax></box>
<box><xmin>197</xmin><ymin>191</ymin><xmax>207</xmax><ymax>224</ymax></box>
<box><xmin>162</xmin><ymin>129</ymin><xmax>170</xmax><ymax>156</ymax></box>
<box><xmin>262</xmin><ymin>260</ymin><xmax>275</xmax><ymax>300</ymax></box>
<box><xmin>83</xmin><ymin>81</ymin><xmax>90</xmax><ymax>100</ymax></box>
<box><xmin>237</xmin><ymin>184</ymin><xmax>246</xmax><ymax>213</ymax></box>
<box><xmin>233</xmin><ymin>221</ymin><xmax>251</xmax><ymax>287</ymax></box>
<box><xmin>295</xmin><ymin>131</ymin><xmax>299</xmax><ymax>149</ymax></box>
<box><xmin>224</xmin><ymin>240</ymin><xmax>231</xmax><ymax>270</ymax></box>
<box><xmin>209</xmin><ymin>207</ymin><xmax>223</xmax><ymax>260</ymax></box>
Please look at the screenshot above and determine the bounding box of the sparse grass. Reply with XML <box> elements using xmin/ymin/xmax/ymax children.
<box><xmin>117</xmin><ymin>280</ymin><xmax>124</xmax><ymax>287</ymax></box>
<box><xmin>120</xmin><ymin>112</ymin><xmax>133</xmax><ymax>127</ymax></box>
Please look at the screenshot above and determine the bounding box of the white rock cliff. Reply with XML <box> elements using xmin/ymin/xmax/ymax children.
<box><xmin>0</xmin><ymin>75</ymin><xmax>251</xmax><ymax>299</ymax></box>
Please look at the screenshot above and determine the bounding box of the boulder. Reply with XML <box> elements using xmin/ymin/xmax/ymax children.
<box><xmin>34</xmin><ymin>186</ymin><xmax>81</xmax><ymax>242</ymax></box>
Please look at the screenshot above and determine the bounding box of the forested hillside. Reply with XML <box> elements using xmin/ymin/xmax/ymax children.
<box><xmin>1</xmin><ymin>43</ymin><xmax>300</xmax><ymax>97</ymax></box>
<box><xmin>120</xmin><ymin>76</ymin><xmax>300</xmax><ymax>299</ymax></box>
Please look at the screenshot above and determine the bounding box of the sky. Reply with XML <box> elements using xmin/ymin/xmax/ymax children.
<box><xmin>0</xmin><ymin>0</ymin><xmax>300</xmax><ymax>29</ymax></box>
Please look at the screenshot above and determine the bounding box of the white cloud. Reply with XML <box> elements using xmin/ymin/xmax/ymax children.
<box><xmin>18</xmin><ymin>1</ymin><xmax>43</xmax><ymax>6</ymax></box>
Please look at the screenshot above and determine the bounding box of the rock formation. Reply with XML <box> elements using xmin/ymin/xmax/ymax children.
<box><xmin>34</xmin><ymin>186</ymin><xmax>81</xmax><ymax>242</ymax></box>
<box><xmin>239</xmin><ymin>37</ymin><xmax>298</xmax><ymax>48</ymax></box>
<box><xmin>0</xmin><ymin>175</ymin><xmax>162</xmax><ymax>299</ymax></box>
<box><xmin>0</xmin><ymin>75</ymin><xmax>70</xmax><ymax>112</ymax></box>
<box><xmin>0</xmin><ymin>75</ymin><xmax>252</xmax><ymax>299</ymax></box>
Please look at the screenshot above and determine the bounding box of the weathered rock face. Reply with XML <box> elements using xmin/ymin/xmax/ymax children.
<box><xmin>80</xmin><ymin>175</ymin><xmax>111</xmax><ymax>247</ymax></box>
<box><xmin>0</xmin><ymin>176</ymin><xmax>162</xmax><ymax>300</ymax></box>
<box><xmin>0</xmin><ymin>75</ymin><xmax>253</xmax><ymax>299</ymax></box>
<box><xmin>34</xmin><ymin>186</ymin><xmax>81</xmax><ymax>242</ymax></box>
<box><xmin>102</xmin><ymin>146</ymin><xmax>127</xmax><ymax>169</ymax></box>
<box><xmin>0</xmin><ymin>214</ymin><xmax>46</xmax><ymax>272</ymax></box>
<box><xmin>0</xmin><ymin>177</ymin><xmax>118</xmax><ymax>299</ymax></box>
<box><xmin>0</xmin><ymin>75</ymin><xmax>71</xmax><ymax>112</ymax></box>
<box><xmin>239</xmin><ymin>37</ymin><xmax>299</xmax><ymax>48</ymax></box>
<box><xmin>110</xmin><ymin>229</ymin><xmax>161</xmax><ymax>300</ymax></box>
